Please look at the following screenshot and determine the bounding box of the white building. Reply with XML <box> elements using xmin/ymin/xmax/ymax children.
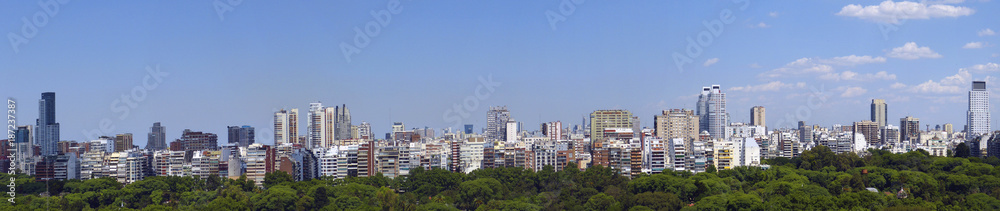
<box><xmin>968</xmin><ymin>81</ymin><xmax>991</xmax><ymax>137</ymax></box>
<box><xmin>742</xmin><ymin>138</ymin><xmax>761</xmax><ymax>167</ymax></box>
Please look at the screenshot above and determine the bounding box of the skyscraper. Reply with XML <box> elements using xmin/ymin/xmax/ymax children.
<box><xmin>36</xmin><ymin>92</ymin><xmax>59</xmax><ymax>156</ymax></box>
<box><xmin>696</xmin><ymin>87</ymin><xmax>710</xmax><ymax>132</ymax></box>
<box><xmin>177</xmin><ymin>129</ymin><xmax>218</xmax><ymax>152</ymax></box>
<box><xmin>968</xmin><ymin>81</ymin><xmax>991</xmax><ymax>136</ymax></box>
<box><xmin>486</xmin><ymin>106</ymin><xmax>511</xmax><ymax>142</ymax></box>
<box><xmin>750</xmin><ymin>106</ymin><xmax>765</xmax><ymax>127</ymax></box>
<box><xmin>654</xmin><ymin>109</ymin><xmax>699</xmax><ymax>141</ymax></box>
<box><xmin>541</xmin><ymin>121</ymin><xmax>562</xmax><ymax>141</ymax></box>
<box><xmin>274</xmin><ymin>109</ymin><xmax>299</xmax><ymax>145</ymax></box>
<box><xmin>464</xmin><ymin>124</ymin><xmax>474</xmax><ymax>134</ymax></box>
<box><xmin>900</xmin><ymin>116</ymin><xmax>920</xmax><ymax>144</ymax></box>
<box><xmin>146</xmin><ymin>122</ymin><xmax>166</xmax><ymax>150</ymax></box>
<box><xmin>798</xmin><ymin>121</ymin><xmax>812</xmax><ymax>145</ymax></box>
<box><xmin>335</xmin><ymin>104</ymin><xmax>352</xmax><ymax>140</ymax></box>
<box><xmin>358</xmin><ymin>122</ymin><xmax>372</xmax><ymax>140</ymax></box>
<box><xmin>114</xmin><ymin>133</ymin><xmax>133</xmax><ymax>152</ymax></box>
<box><xmin>589</xmin><ymin>110</ymin><xmax>637</xmax><ymax>140</ymax></box>
<box><xmin>871</xmin><ymin>99</ymin><xmax>887</xmax><ymax>128</ymax></box>
<box><xmin>308</xmin><ymin>102</ymin><xmax>326</xmax><ymax>148</ymax></box>
<box><xmin>228</xmin><ymin>125</ymin><xmax>255</xmax><ymax>148</ymax></box>
<box><xmin>853</xmin><ymin>120</ymin><xmax>880</xmax><ymax>146</ymax></box>
<box><xmin>698</xmin><ymin>85</ymin><xmax>728</xmax><ymax>139</ymax></box>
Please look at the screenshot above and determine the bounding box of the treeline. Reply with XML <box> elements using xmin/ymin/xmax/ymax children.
<box><xmin>3</xmin><ymin>144</ymin><xmax>1000</xmax><ymax>210</ymax></box>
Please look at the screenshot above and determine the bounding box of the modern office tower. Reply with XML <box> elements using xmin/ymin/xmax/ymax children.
<box><xmin>114</xmin><ymin>133</ymin><xmax>133</xmax><ymax>152</ymax></box>
<box><xmin>505</xmin><ymin>120</ymin><xmax>519</xmax><ymax>142</ymax></box>
<box><xmin>486</xmin><ymin>106</ymin><xmax>511</xmax><ymax>142</ymax></box>
<box><xmin>968</xmin><ymin>81</ymin><xmax>991</xmax><ymax>136</ymax></box>
<box><xmin>464</xmin><ymin>124</ymin><xmax>474</xmax><ymax>134</ymax></box>
<box><xmin>881</xmin><ymin>125</ymin><xmax>900</xmax><ymax>144</ymax></box>
<box><xmin>308</xmin><ymin>102</ymin><xmax>326</xmax><ymax>148</ymax></box>
<box><xmin>871</xmin><ymin>99</ymin><xmax>888</xmax><ymax>128</ymax></box>
<box><xmin>798</xmin><ymin>121</ymin><xmax>812</xmax><ymax>145</ymax></box>
<box><xmin>900</xmin><ymin>116</ymin><xmax>920</xmax><ymax>144</ymax></box>
<box><xmin>654</xmin><ymin>109</ymin><xmax>699</xmax><ymax>141</ymax></box>
<box><xmin>36</xmin><ymin>92</ymin><xmax>59</xmax><ymax>156</ymax></box>
<box><xmin>146</xmin><ymin>122</ymin><xmax>167</xmax><ymax>150</ymax></box>
<box><xmin>357</xmin><ymin>122</ymin><xmax>372</xmax><ymax>140</ymax></box>
<box><xmin>697</xmin><ymin>87</ymin><xmax>710</xmax><ymax>132</ymax></box>
<box><xmin>274</xmin><ymin>109</ymin><xmax>299</xmax><ymax>145</ymax></box>
<box><xmin>697</xmin><ymin>85</ymin><xmax>728</xmax><ymax>139</ymax></box>
<box><xmin>750</xmin><ymin>106</ymin><xmax>765</xmax><ymax>127</ymax></box>
<box><xmin>228</xmin><ymin>125</ymin><xmax>255</xmax><ymax>147</ymax></box>
<box><xmin>589</xmin><ymin>110</ymin><xmax>637</xmax><ymax>141</ymax></box>
<box><xmin>853</xmin><ymin>120</ymin><xmax>880</xmax><ymax>146</ymax></box>
<box><xmin>335</xmin><ymin>104</ymin><xmax>352</xmax><ymax>140</ymax></box>
<box><xmin>176</xmin><ymin>129</ymin><xmax>218</xmax><ymax>152</ymax></box>
<box><xmin>542</xmin><ymin>121</ymin><xmax>562</xmax><ymax>140</ymax></box>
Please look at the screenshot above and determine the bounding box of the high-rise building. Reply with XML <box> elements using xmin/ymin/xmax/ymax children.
<box><xmin>228</xmin><ymin>125</ymin><xmax>255</xmax><ymax>147</ymax></box>
<box><xmin>464</xmin><ymin>124</ymin><xmax>474</xmax><ymax>134</ymax></box>
<box><xmin>697</xmin><ymin>87</ymin><xmax>710</xmax><ymax>132</ymax></box>
<box><xmin>335</xmin><ymin>104</ymin><xmax>352</xmax><ymax>140</ymax></box>
<box><xmin>308</xmin><ymin>102</ymin><xmax>326</xmax><ymax>148</ymax></box>
<box><xmin>697</xmin><ymin>85</ymin><xmax>728</xmax><ymax>139</ymax></box>
<box><xmin>114</xmin><ymin>133</ymin><xmax>133</xmax><ymax>152</ymax></box>
<box><xmin>871</xmin><ymin>99</ymin><xmax>888</xmax><ymax>128</ymax></box>
<box><xmin>968</xmin><ymin>81</ymin><xmax>991</xmax><ymax>136</ymax></box>
<box><xmin>654</xmin><ymin>109</ymin><xmax>699</xmax><ymax>141</ymax></box>
<box><xmin>176</xmin><ymin>129</ymin><xmax>218</xmax><ymax>152</ymax></box>
<box><xmin>14</xmin><ymin>126</ymin><xmax>34</xmax><ymax>173</ymax></box>
<box><xmin>900</xmin><ymin>116</ymin><xmax>920</xmax><ymax>144</ymax></box>
<box><xmin>881</xmin><ymin>125</ymin><xmax>900</xmax><ymax>144</ymax></box>
<box><xmin>274</xmin><ymin>109</ymin><xmax>299</xmax><ymax>145</ymax></box>
<box><xmin>505</xmin><ymin>119</ymin><xmax>519</xmax><ymax>142</ymax></box>
<box><xmin>357</xmin><ymin>122</ymin><xmax>372</xmax><ymax>140</ymax></box>
<box><xmin>798</xmin><ymin>121</ymin><xmax>812</xmax><ymax>145</ymax></box>
<box><xmin>542</xmin><ymin>121</ymin><xmax>562</xmax><ymax>140</ymax></box>
<box><xmin>146</xmin><ymin>122</ymin><xmax>166</xmax><ymax>150</ymax></box>
<box><xmin>589</xmin><ymin>110</ymin><xmax>637</xmax><ymax>140</ymax></box>
<box><xmin>486</xmin><ymin>106</ymin><xmax>511</xmax><ymax>142</ymax></box>
<box><xmin>750</xmin><ymin>106</ymin><xmax>765</xmax><ymax>127</ymax></box>
<box><xmin>36</xmin><ymin>92</ymin><xmax>59</xmax><ymax>156</ymax></box>
<box><xmin>853</xmin><ymin>120</ymin><xmax>880</xmax><ymax>146</ymax></box>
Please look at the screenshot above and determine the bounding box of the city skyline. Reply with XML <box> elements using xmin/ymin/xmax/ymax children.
<box><xmin>3</xmin><ymin>1</ymin><xmax>1000</xmax><ymax>148</ymax></box>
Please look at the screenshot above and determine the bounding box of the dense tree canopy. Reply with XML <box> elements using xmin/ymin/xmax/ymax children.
<box><xmin>3</xmin><ymin>146</ymin><xmax>1000</xmax><ymax>210</ymax></box>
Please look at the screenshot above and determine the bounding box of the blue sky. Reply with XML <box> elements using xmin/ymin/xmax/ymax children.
<box><xmin>2</xmin><ymin>1</ymin><xmax>998</xmax><ymax>147</ymax></box>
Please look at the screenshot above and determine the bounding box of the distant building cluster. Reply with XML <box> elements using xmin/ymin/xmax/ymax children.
<box><xmin>1</xmin><ymin>81</ymin><xmax>993</xmax><ymax>186</ymax></box>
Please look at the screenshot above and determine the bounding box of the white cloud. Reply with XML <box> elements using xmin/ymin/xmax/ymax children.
<box><xmin>836</xmin><ymin>1</ymin><xmax>975</xmax><ymax>23</ymax></box>
<box><xmin>840</xmin><ymin>86</ymin><xmax>868</xmax><ymax>97</ymax></box>
<box><xmin>908</xmin><ymin>70</ymin><xmax>971</xmax><ymax>94</ymax></box>
<box><xmin>979</xmin><ymin>28</ymin><xmax>996</xmax><ymax>36</ymax></box>
<box><xmin>752</xmin><ymin>22</ymin><xmax>770</xmax><ymax>28</ymax></box>
<box><xmin>819</xmin><ymin>55</ymin><xmax>887</xmax><ymax>66</ymax></box>
<box><xmin>729</xmin><ymin>81</ymin><xmax>806</xmax><ymax>92</ymax></box>
<box><xmin>759</xmin><ymin>58</ymin><xmax>834</xmax><ymax>78</ymax></box>
<box><xmin>962</xmin><ymin>63</ymin><xmax>1000</xmax><ymax>73</ymax></box>
<box><xmin>749</xmin><ymin>63</ymin><xmax>762</xmax><ymax>68</ymax></box>
<box><xmin>963</xmin><ymin>42</ymin><xmax>984</xmax><ymax>49</ymax></box>
<box><xmin>703</xmin><ymin>58</ymin><xmax>720</xmax><ymax>67</ymax></box>
<box><xmin>819</xmin><ymin>71</ymin><xmax>897</xmax><ymax>81</ymax></box>
<box><xmin>760</xmin><ymin>55</ymin><xmax>885</xmax><ymax>78</ymax></box>
<box><xmin>890</xmin><ymin>82</ymin><xmax>907</xmax><ymax>89</ymax></box>
<box><xmin>769</xmin><ymin>12</ymin><xmax>779</xmax><ymax>17</ymax></box>
<box><xmin>887</xmin><ymin>42</ymin><xmax>942</xmax><ymax>59</ymax></box>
